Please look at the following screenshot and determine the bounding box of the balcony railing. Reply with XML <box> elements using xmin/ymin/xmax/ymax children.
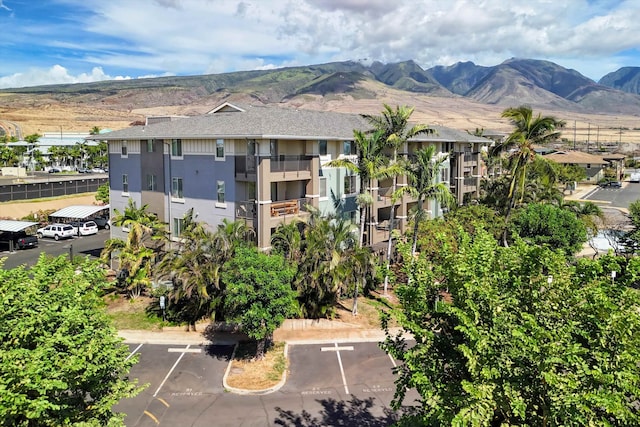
<box><xmin>235</xmin><ymin>156</ymin><xmax>256</xmax><ymax>175</ymax></box>
<box><xmin>270</xmin><ymin>198</ymin><xmax>310</xmax><ymax>217</ymax></box>
<box><xmin>376</xmin><ymin>186</ymin><xmax>394</xmax><ymax>199</ymax></box>
<box><xmin>463</xmin><ymin>152</ymin><xmax>477</xmax><ymax>163</ymax></box>
<box><xmin>463</xmin><ymin>176</ymin><xmax>477</xmax><ymax>187</ymax></box>
<box><xmin>270</xmin><ymin>155</ymin><xmax>312</xmax><ymax>173</ymax></box>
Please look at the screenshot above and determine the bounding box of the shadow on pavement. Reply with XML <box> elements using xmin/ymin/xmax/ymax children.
<box><xmin>274</xmin><ymin>396</ymin><xmax>399</xmax><ymax>427</ymax></box>
<box><xmin>203</xmin><ymin>344</ymin><xmax>234</xmax><ymax>361</ymax></box>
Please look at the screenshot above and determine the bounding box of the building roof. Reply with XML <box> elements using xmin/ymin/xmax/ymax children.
<box><xmin>543</xmin><ymin>150</ymin><xmax>609</xmax><ymax>165</ymax></box>
<box><xmin>0</xmin><ymin>220</ymin><xmax>39</xmax><ymax>233</ymax></box>
<box><xmin>50</xmin><ymin>205</ymin><xmax>109</xmax><ymax>220</ymax></box>
<box><xmin>93</xmin><ymin>104</ymin><xmax>493</xmax><ymax>144</ymax></box>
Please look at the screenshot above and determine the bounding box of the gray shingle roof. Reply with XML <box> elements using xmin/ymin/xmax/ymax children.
<box><xmin>95</xmin><ymin>104</ymin><xmax>493</xmax><ymax>144</ymax></box>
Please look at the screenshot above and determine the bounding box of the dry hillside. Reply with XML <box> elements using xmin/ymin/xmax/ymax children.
<box><xmin>1</xmin><ymin>79</ymin><xmax>639</xmax><ymax>153</ymax></box>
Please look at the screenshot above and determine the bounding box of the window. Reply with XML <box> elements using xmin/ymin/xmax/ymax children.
<box><xmin>171</xmin><ymin>139</ymin><xmax>182</xmax><ymax>157</ymax></box>
<box><xmin>121</xmin><ymin>143</ymin><xmax>128</xmax><ymax>156</ymax></box>
<box><xmin>144</xmin><ymin>139</ymin><xmax>154</xmax><ymax>153</ymax></box>
<box><xmin>122</xmin><ymin>174</ymin><xmax>128</xmax><ymax>194</ymax></box>
<box><xmin>343</xmin><ymin>140</ymin><xmax>356</xmax><ymax>156</ymax></box>
<box><xmin>587</xmin><ymin>164</ymin><xmax>591</xmax><ymax>169</ymax></box>
<box><xmin>217</xmin><ymin>181</ymin><xmax>225</xmax><ymax>204</ymax></box>
<box><xmin>270</xmin><ymin>139</ymin><xmax>278</xmax><ymax>157</ymax></box>
<box><xmin>319</xmin><ymin>177</ymin><xmax>327</xmax><ymax>198</ymax></box>
<box><xmin>146</xmin><ymin>174</ymin><xmax>156</xmax><ymax>191</ymax></box>
<box><xmin>173</xmin><ymin>218</ymin><xmax>184</xmax><ymax>238</ymax></box>
<box><xmin>440</xmin><ymin>168</ymin><xmax>449</xmax><ymax>183</ymax></box>
<box><xmin>319</xmin><ymin>140</ymin><xmax>327</xmax><ymax>156</ymax></box>
<box><xmin>216</xmin><ymin>139</ymin><xmax>224</xmax><ymax>159</ymax></box>
<box><xmin>344</xmin><ymin>175</ymin><xmax>357</xmax><ymax>194</ymax></box>
<box><xmin>172</xmin><ymin>177</ymin><xmax>183</xmax><ymax>199</ymax></box>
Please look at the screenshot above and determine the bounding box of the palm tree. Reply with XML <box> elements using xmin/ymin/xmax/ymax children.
<box><xmin>490</xmin><ymin>106</ymin><xmax>565</xmax><ymax>245</ymax></box>
<box><xmin>271</xmin><ymin>221</ymin><xmax>303</xmax><ymax>262</ymax></box>
<box><xmin>326</xmin><ymin>129</ymin><xmax>400</xmax><ymax>246</ymax></box>
<box><xmin>156</xmin><ymin>209</ymin><xmax>223</xmax><ymax>330</ymax></box>
<box><xmin>362</xmin><ymin>104</ymin><xmax>434</xmax><ymax>294</ymax></box>
<box><xmin>394</xmin><ymin>145</ymin><xmax>455</xmax><ymax>255</ymax></box>
<box><xmin>101</xmin><ymin>199</ymin><xmax>167</xmax><ymax>298</ymax></box>
<box><xmin>295</xmin><ymin>211</ymin><xmax>358</xmax><ymax>318</ymax></box>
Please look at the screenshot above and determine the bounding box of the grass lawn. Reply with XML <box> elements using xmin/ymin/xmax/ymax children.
<box><xmin>104</xmin><ymin>295</ymin><xmax>164</xmax><ymax>330</ymax></box>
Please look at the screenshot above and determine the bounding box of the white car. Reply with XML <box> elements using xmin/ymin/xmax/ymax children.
<box><xmin>91</xmin><ymin>167</ymin><xmax>106</xmax><ymax>173</ymax></box>
<box><xmin>37</xmin><ymin>224</ymin><xmax>76</xmax><ymax>240</ymax></box>
<box><xmin>70</xmin><ymin>220</ymin><xmax>98</xmax><ymax>236</ymax></box>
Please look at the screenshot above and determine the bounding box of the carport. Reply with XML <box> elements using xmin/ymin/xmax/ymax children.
<box><xmin>49</xmin><ymin>205</ymin><xmax>109</xmax><ymax>222</ymax></box>
<box><xmin>0</xmin><ymin>220</ymin><xmax>39</xmax><ymax>252</ymax></box>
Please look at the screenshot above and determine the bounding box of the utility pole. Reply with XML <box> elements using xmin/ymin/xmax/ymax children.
<box><xmin>586</xmin><ymin>123</ymin><xmax>591</xmax><ymax>153</ymax></box>
<box><xmin>573</xmin><ymin>121</ymin><xmax>576</xmax><ymax>150</ymax></box>
<box><xmin>596</xmin><ymin>126</ymin><xmax>600</xmax><ymax>151</ymax></box>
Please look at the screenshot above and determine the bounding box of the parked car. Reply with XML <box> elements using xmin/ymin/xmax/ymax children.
<box><xmin>91</xmin><ymin>167</ymin><xmax>106</xmax><ymax>173</ymax></box>
<box><xmin>77</xmin><ymin>168</ymin><xmax>90</xmax><ymax>173</ymax></box>
<box><xmin>48</xmin><ymin>167</ymin><xmax>62</xmax><ymax>173</ymax></box>
<box><xmin>37</xmin><ymin>223</ymin><xmax>75</xmax><ymax>240</ymax></box>
<box><xmin>70</xmin><ymin>221</ymin><xmax>98</xmax><ymax>236</ymax></box>
<box><xmin>0</xmin><ymin>231</ymin><xmax>38</xmax><ymax>250</ymax></box>
<box><xmin>599</xmin><ymin>180</ymin><xmax>622</xmax><ymax>188</ymax></box>
<box><xmin>92</xmin><ymin>217</ymin><xmax>111</xmax><ymax>229</ymax></box>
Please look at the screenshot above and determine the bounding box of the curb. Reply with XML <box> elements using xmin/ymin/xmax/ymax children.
<box><xmin>222</xmin><ymin>343</ymin><xmax>289</xmax><ymax>395</ymax></box>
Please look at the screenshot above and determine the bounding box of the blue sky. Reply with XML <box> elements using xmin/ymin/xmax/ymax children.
<box><xmin>1</xmin><ymin>0</ymin><xmax>639</xmax><ymax>89</ymax></box>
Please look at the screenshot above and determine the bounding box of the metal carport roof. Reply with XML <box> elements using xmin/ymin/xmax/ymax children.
<box><xmin>49</xmin><ymin>205</ymin><xmax>109</xmax><ymax>220</ymax></box>
<box><xmin>0</xmin><ymin>220</ymin><xmax>39</xmax><ymax>233</ymax></box>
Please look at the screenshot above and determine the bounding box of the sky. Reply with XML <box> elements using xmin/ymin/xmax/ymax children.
<box><xmin>0</xmin><ymin>0</ymin><xmax>639</xmax><ymax>89</ymax></box>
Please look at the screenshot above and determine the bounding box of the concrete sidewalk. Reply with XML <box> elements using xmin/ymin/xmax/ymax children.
<box><xmin>118</xmin><ymin>322</ymin><xmax>403</xmax><ymax>346</ymax></box>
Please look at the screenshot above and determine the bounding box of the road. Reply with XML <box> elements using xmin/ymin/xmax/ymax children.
<box><xmin>0</xmin><ymin>229</ymin><xmax>109</xmax><ymax>269</ymax></box>
<box><xmin>583</xmin><ymin>181</ymin><xmax>640</xmax><ymax>210</ymax></box>
<box><xmin>116</xmin><ymin>341</ymin><xmax>414</xmax><ymax>427</ymax></box>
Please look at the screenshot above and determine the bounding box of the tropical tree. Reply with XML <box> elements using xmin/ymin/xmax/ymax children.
<box><xmin>95</xmin><ymin>182</ymin><xmax>110</xmax><ymax>204</ymax></box>
<box><xmin>295</xmin><ymin>211</ymin><xmax>359</xmax><ymax>318</ymax></box>
<box><xmin>394</xmin><ymin>145</ymin><xmax>455</xmax><ymax>255</ymax></box>
<box><xmin>382</xmin><ymin>230</ymin><xmax>640</xmax><ymax>426</ymax></box>
<box><xmin>489</xmin><ymin>105</ymin><xmax>565</xmax><ymax>244</ymax></box>
<box><xmin>156</xmin><ymin>209</ymin><xmax>223</xmax><ymax>330</ymax></box>
<box><xmin>509</xmin><ymin>202</ymin><xmax>588</xmax><ymax>256</ymax></box>
<box><xmin>271</xmin><ymin>220</ymin><xmax>303</xmax><ymax>262</ymax></box>
<box><xmin>221</xmin><ymin>247</ymin><xmax>298</xmax><ymax>359</ymax></box>
<box><xmin>326</xmin><ymin>129</ymin><xmax>399</xmax><ymax>246</ymax></box>
<box><xmin>101</xmin><ymin>199</ymin><xmax>166</xmax><ymax>298</ymax></box>
<box><xmin>0</xmin><ymin>255</ymin><xmax>144</xmax><ymax>426</ymax></box>
<box><xmin>362</xmin><ymin>104</ymin><xmax>434</xmax><ymax>293</ymax></box>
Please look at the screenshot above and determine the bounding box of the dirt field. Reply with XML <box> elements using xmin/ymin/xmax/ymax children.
<box><xmin>0</xmin><ymin>194</ymin><xmax>99</xmax><ymax>220</ymax></box>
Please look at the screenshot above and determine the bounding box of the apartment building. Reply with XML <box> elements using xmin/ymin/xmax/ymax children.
<box><xmin>96</xmin><ymin>103</ymin><xmax>488</xmax><ymax>250</ymax></box>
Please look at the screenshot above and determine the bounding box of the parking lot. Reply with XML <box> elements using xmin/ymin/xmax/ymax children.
<box><xmin>117</xmin><ymin>341</ymin><xmax>411</xmax><ymax>426</ymax></box>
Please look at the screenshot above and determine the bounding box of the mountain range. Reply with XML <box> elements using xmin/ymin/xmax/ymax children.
<box><xmin>3</xmin><ymin>58</ymin><xmax>640</xmax><ymax>122</ymax></box>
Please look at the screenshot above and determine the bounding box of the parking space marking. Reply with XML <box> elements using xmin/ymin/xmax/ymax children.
<box><xmin>388</xmin><ymin>354</ymin><xmax>397</xmax><ymax>368</ymax></box>
<box><xmin>168</xmin><ymin>348</ymin><xmax>202</xmax><ymax>353</ymax></box>
<box><xmin>325</xmin><ymin>342</ymin><xmax>351</xmax><ymax>395</ymax></box>
<box><xmin>143</xmin><ymin>410</ymin><xmax>159</xmax><ymax>424</ymax></box>
<box><xmin>153</xmin><ymin>345</ymin><xmax>191</xmax><ymax>397</ymax></box>
<box><xmin>157</xmin><ymin>397</ymin><xmax>170</xmax><ymax>408</ymax></box>
<box><xmin>321</xmin><ymin>345</ymin><xmax>354</xmax><ymax>352</ymax></box>
<box><xmin>126</xmin><ymin>343</ymin><xmax>144</xmax><ymax>361</ymax></box>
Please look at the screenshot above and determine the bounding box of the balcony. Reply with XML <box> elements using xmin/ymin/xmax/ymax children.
<box><xmin>270</xmin><ymin>197</ymin><xmax>310</xmax><ymax>217</ymax></box>
<box><xmin>235</xmin><ymin>156</ymin><xmax>256</xmax><ymax>178</ymax></box>
<box><xmin>270</xmin><ymin>155</ymin><xmax>312</xmax><ymax>180</ymax></box>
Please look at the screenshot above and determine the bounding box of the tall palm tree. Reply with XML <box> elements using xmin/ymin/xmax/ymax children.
<box><xmin>394</xmin><ymin>145</ymin><xmax>455</xmax><ymax>255</ymax></box>
<box><xmin>326</xmin><ymin>129</ymin><xmax>400</xmax><ymax>246</ymax></box>
<box><xmin>271</xmin><ymin>221</ymin><xmax>303</xmax><ymax>262</ymax></box>
<box><xmin>362</xmin><ymin>105</ymin><xmax>434</xmax><ymax>294</ymax></box>
<box><xmin>101</xmin><ymin>199</ymin><xmax>166</xmax><ymax>298</ymax></box>
<box><xmin>490</xmin><ymin>106</ymin><xmax>565</xmax><ymax>245</ymax></box>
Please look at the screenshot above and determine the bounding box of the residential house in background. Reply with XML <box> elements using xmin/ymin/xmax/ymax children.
<box><xmin>95</xmin><ymin>103</ymin><xmax>489</xmax><ymax>250</ymax></box>
<box><xmin>541</xmin><ymin>150</ymin><xmax>612</xmax><ymax>182</ymax></box>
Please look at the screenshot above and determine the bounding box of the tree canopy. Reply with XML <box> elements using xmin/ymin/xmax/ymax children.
<box><xmin>0</xmin><ymin>256</ymin><xmax>143</xmax><ymax>426</ymax></box>
<box><xmin>382</xmin><ymin>230</ymin><xmax>640</xmax><ymax>426</ymax></box>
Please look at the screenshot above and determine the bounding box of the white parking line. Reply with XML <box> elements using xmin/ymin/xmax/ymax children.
<box><xmin>126</xmin><ymin>343</ymin><xmax>144</xmax><ymax>361</ymax></box>
<box><xmin>153</xmin><ymin>344</ymin><xmax>190</xmax><ymax>397</ymax></box>
<box><xmin>388</xmin><ymin>353</ymin><xmax>397</xmax><ymax>368</ymax></box>
<box><xmin>331</xmin><ymin>342</ymin><xmax>349</xmax><ymax>395</ymax></box>
<box><xmin>168</xmin><ymin>348</ymin><xmax>202</xmax><ymax>353</ymax></box>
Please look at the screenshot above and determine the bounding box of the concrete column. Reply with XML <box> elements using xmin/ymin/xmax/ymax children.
<box><xmin>257</xmin><ymin>156</ymin><xmax>272</xmax><ymax>250</ymax></box>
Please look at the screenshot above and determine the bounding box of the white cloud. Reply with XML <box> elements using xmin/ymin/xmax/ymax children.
<box><xmin>2</xmin><ymin>0</ymin><xmax>640</xmax><ymax>87</ymax></box>
<box><xmin>0</xmin><ymin>65</ymin><xmax>130</xmax><ymax>89</ymax></box>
